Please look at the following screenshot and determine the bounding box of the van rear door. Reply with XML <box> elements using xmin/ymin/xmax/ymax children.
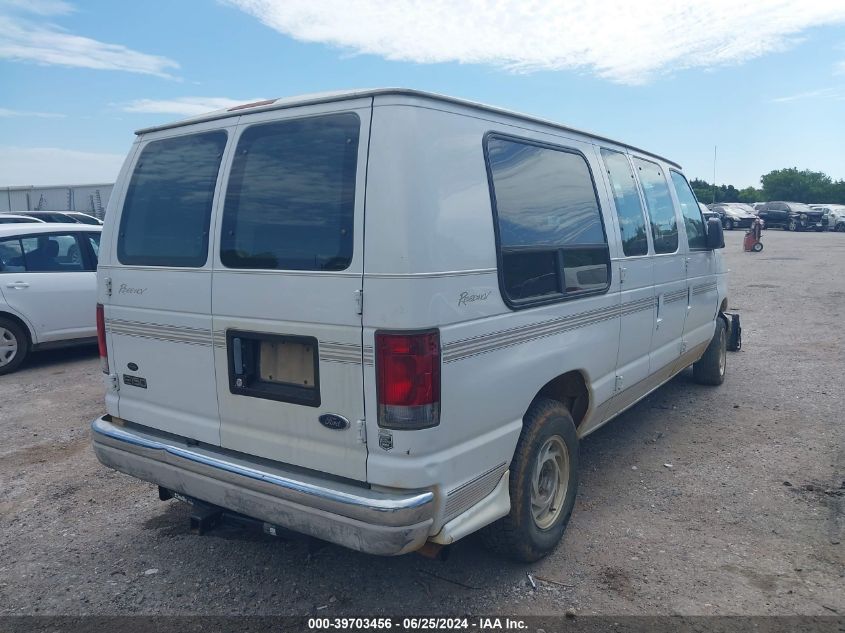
<box><xmin>211</xmin><ymin>101</ymin><xmax>371</xmax><ymax>482</ymax></box>
<box><xmin>106</xmin><ymin>122</ymin><xmax>233</xmax><ymax>445</ymax></box>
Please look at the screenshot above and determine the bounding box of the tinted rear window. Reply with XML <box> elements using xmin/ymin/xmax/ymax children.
<box><xmin>118</xmin><ymin>131</ymin><xmax>227</xmax><ymax>267</ymax></box>
<box><xmin>220</xmin><ymin>113</ymin><xmax>360</xmax><ymax>271</ymax></box>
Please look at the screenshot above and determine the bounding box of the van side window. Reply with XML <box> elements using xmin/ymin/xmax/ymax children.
<box><xmin>486</xmin><ymin>136</ymin><xmax>609</xmax><ymax>306</ymax></box>
<box><xmin>220</xmin><ymin>113</ymin><xmax>360</xmax><ymax>271</ymax></box>
<box><xmin>669</xmin><ymin>171</ymin><xmax>707</xmax><ymax>250</ymax></box>
<box><xmin>633</xmin><ymin>158</ymin><xmax>678</xmax><ymax>254</ymax></box>
<box><xmin>600</xmin><ymin>149</ymin><xmax>649</xmax><ymax>257</ymax></box>
<box><xmin>117</xmin><ymin>131</ymin><xmax>227</xmax><ymax>267</ymax></box>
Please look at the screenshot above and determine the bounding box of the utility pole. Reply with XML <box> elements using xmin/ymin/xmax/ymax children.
<box><xmin>712</xmin><ymin>145</ymin><xmax>717</xmax><ymax>204</ymax></box>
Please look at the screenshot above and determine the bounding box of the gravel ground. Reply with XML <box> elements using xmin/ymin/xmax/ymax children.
<box><xmin>0</xmin><ymin>230</ymin><xmax>842</xmax><ymax>616</ymax></box>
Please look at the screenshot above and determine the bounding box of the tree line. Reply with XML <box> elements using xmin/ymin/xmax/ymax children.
<box><xmin>690</xmin><ymin>168</ymin><xmax>845</xmax><ymax>205</ymax></box>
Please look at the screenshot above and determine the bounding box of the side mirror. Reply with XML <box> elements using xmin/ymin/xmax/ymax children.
<box><xmin>706</xmin><ymin>217</ymin><xmax>725</xmax><ymax>249</ymax></box>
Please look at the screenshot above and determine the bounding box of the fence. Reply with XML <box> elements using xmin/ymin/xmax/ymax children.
<box><xmin>0</xmin><ymin>184</ymin><xmax>114</xmax><ymax>220</ymax></box>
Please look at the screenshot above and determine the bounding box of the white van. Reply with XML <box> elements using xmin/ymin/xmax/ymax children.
<box><xmin>91</xmin><ymin>89</ymin><xmax>728</xmax><ymax>561</ymax></box>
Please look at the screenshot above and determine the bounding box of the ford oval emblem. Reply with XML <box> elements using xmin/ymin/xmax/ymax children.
<box><xmin>127</xmin><ymin>362</ymin><xmax>139</xmax><ymax>371</ymax></box>
<box><xmin>319</xmin><ymin>414</ymin><xmax>349</xmax><ymax>431</ymax></box>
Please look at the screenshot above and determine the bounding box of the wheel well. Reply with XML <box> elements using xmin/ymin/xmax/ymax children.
<box><xmin>0</xmin><ymin>311</ymin><xmax>33</xmax><ymax>346</ymax></box>
<box><xmin>719</xmin><ymin>298</ymin><xmax>728</xmax><ymax>314</ymax></box>
<box><xmin>534</xmin><ymin>370</ymin><xmax>590</xmax><ymax>429</ymax></box>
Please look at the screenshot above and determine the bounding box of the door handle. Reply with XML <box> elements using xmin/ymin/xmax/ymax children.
<box><xmin>656</xmin><ymin>293</ymin><xmax>664</xmax><ymax>329</ymax></box>
<box><xmin>6</xmin><ymin>281</ymin><xmax>29</xmax><ymax>289</ymax></box>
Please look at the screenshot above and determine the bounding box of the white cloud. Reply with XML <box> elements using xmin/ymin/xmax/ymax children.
<box><xmin>771</xmin><ymin>87</ymin><xmax>844</xmax><ymax>102</ymax></box>
<box><xmin>224</xmin><ymin>0</ymin><xmax>845</xmax><ymax>84</ymax></box>
<box><xmin>0</xmin><ymin>9</ymin><xmax>179</xmax><ymax>78</ymax></box>
<box><xmin>0</xmin><ymin>0</ymin><xmax>74</xmax><ymax>15</ymax></box>
<box><xmin>0</xmin><ymin>107</ymin><xmax>66</xmax><ymax>118</ymax></box>
<box><xmin>122</xmin><ymin>97</ymin><xmax>264</xmax><ymax>116</ymax></box>
<box><xmin>0</xmin><ymin>146</ymin><xmax>124</xmax><ymax>186</ymax></box>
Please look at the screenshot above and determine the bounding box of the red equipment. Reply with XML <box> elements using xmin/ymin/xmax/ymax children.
<box><xmin>743</xmin><ymin>218</ymin><xmax>764</xmax><ymax>252</ymax></box>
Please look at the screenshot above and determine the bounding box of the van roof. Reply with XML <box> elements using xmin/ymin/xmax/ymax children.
<box><xmin>135</xmin><ymin>88</ymin><xmax>682</xmax><ymax>169</ymax></box>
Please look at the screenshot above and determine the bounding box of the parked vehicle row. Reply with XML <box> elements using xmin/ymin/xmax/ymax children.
<box><xmin>0</xmin><ymin>211</ymin><xmax>103</xmax><ymax>225</ymax></box>
<box><xmin>707</xmin><ymin>201</ymin><xmax>833</xmax><ymax>232</ymax></box>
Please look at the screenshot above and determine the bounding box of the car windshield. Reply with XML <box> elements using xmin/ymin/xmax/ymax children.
<box><xmin>789</xmin><ymin>203</ymin><xmax>814</xmax><ymax>213</ymax></box>
<box><xmin>729</xmin><ymin>204</ymin><xmax>755</xmax><ymax>213</ymax></box>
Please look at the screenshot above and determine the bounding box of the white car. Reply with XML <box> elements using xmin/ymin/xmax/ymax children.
<box><xmin>0</xmin><ymin>214</ymin><xmax>45</xmax><ymax>224</ymax></box>
<box><xmin>91</xmin><ymin>89</ymin><xmax>728</xmax><ymax>561</ymax></box>
<box><xmin>810</xmin><ymin>204</ymin><xmax>845</xmax><ymax>232</ymax></box>
<box><xmin>0</xmin><ymin>223</ymin><xmax>101</xmax><ymax>374</ymax></box>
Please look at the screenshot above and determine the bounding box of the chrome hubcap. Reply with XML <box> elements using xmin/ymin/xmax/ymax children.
<box><xmin>531</xmin><ymin>436</ymin><xmax>569</xmax><ymax>529</ymax></box>
<box><xmin>718</xmin><ymin>328</ymin><xmax>726</xmax><ymax>376</ymax></box>
<box><xmin>0</xmin><ymin>327</ymin><xmax>18</xmax><ymax>367</ymax></box>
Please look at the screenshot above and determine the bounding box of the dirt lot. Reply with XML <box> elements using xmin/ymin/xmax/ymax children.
<box><xmin>0</xmin><ymin>230</ymin><xmax>842</xmax><ymax>617</ymax></box>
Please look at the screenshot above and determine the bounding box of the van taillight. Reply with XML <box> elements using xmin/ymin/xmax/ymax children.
<box><xmin>375</xmin><ymin>330</ymin><xmax>440</xmax><ymax>430</ymax></box>
<box><xmin>96</xmin><ymin>303</ymin><xmax>108</xmax><ymax>374</ymax></box>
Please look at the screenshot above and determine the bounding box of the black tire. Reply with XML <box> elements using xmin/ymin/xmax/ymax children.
<box><xmin>723</xmin><ymin>218</ymin><xmax>734</xmax><ymax>231</ymax></box>
<box><xmin>751</xmin><ymin>242</ymin><xmax>763</xmax><ymax>252</ymax></box>
<box><xmin>0</xmin><ymin>317</ymin><xmax>29</xmax><ymax>375</ymax></box>
<box><xmin>836</xmin><ymin>223</ymin><xmax>845</xmax><ymax>233</ymax></box>
<box><xmin>480</xmin><ymin>398</ymin><xmax>579</xmax><ymax>562</ymax></box>
<box><xmin>693</xmin><ymin>318</ymin><xmax>727</xmax><ymax>386</ymax></box>
<box><xmin>788</xmin><ymin>219</ymin><xmax>800</xmax><ymax>232</ymax></box>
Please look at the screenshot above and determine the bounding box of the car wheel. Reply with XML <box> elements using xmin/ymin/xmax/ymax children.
<box><xmin>788</xmin><ymin>219</ymin><xmax>799</xmax><ymax>232</ymax></box>
<box><xmin>693</xmin><ymin>318</ymin><xmax>727</xmax><ymax>386</ymax></box>
<box><xmin>836</xmin><ymin>222</ymin><xmax>845</xmax><ymax>233</ymax></box>
<box><xmin>751</xmin><ymin>242</ymin><xmax>763</xmax><ymax>252</ymax></box>
<box><xmin>724</xmin><ymin>218</ymin><xmax>734</xmax><ymax>231</ymax></box>
<box><xmin>0</xmin><ymin>317</ymin><xmax>29</xmax><ymax>375</ymax></box>
<box><xmin>480</xmin><ymin>398</ymin><xmax>579</xmax><ymax>562</ymax></box>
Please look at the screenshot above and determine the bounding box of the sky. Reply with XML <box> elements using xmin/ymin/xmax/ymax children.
<box><xmin>1</xmin><ymin>0</ymin><xmax>844</xmax><ymax>189</ymax></box>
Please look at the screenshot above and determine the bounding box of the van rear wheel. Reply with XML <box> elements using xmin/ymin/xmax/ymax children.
<box><xmin>480</xmin><ymin>398</ymin><xmax>579</xmax><ymax>562</ymax></box>
<box><xmin>693</xmin><ymin>317</ymin><xmax>727</xmax><ymax>386</ymax></box>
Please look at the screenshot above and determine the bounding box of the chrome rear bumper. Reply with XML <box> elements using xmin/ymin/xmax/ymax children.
<box><xmin>91</xmin><ymin>416</ymin><xmax>435</xmax><ymax>555</ymax></box>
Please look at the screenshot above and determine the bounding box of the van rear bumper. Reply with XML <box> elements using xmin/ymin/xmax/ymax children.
<box><xmin>91</xmin><ymin>416</ymin><xmax>435</xmax><ymax>555</ymax></box>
